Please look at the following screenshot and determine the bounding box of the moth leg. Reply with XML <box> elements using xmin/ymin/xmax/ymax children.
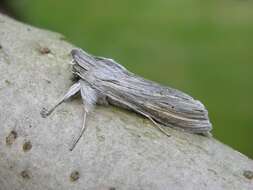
<box><xmin>111</xmin><ymin>98</ymin><xmax>171</xmax><ymax>138</ymax></box>
<box><xmin>40</xmin><ymin>81</ymin><xmax>81</xmax><ymax>118</ymax></box>
<box><xmin>69</xmin><ymin>110</ymin><xmax>87</xmax><ymax>151</ymax></box>
<box><xmin>137</xmin><ymin>110</ymin><xmax>171</xmax><ymax>138</ymax></box>
<box><xmin>69</xmin><ymin>80</ymin><xmax>97</xmax><ymax>151</ymax></box>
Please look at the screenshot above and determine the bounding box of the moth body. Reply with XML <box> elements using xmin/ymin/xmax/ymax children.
<box><xmin>71</xmin><ymin>49</ymin><xmax>212</xmax><ymax>134</ymax></box>
<box><xmin>41</xmin><ymin>48</ymin><xmax>212</xmax><ymax>150</ymax></box>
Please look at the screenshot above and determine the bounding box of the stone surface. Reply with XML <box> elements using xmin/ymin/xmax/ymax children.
<box><xmin>0</xmin><ymin>14</ymin><xmax>252</xmax><ymax>190</ymax></box>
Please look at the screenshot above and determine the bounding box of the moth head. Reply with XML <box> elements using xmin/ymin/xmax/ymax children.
<box><xmin>71</xmin><ymin>49</ymin><xmax>96</xmax><ymax>71</ymax></box>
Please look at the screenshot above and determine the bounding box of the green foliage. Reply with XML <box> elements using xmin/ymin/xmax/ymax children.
<box><xmin>8</xmin><ymin>0</ymin><xmax>253</xmax><ymax>158</ymax></box>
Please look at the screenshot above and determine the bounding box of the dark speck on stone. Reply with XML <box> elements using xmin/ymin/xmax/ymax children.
<box><xmin>6</xmin><ymin>130</ymin><xmax>18</xmax><ymax>145</ymax></box>
<box><xmin>70</xmin><ymin>170</ymin><xmax>80</xmax><ymax>182</ymax></box>
<box><xmin>20</xmin><ymin>170</ymin><xmax>31</xmax><ymax>179</ymax></box>
<box><xmin>38</xmin><ymin>47</ymin><xmax>51</xmax><ymax>54</ymax></box>
<box><xmin>23</xmin><ymin>140</ymin><xmax>32</xmax><ymax>152</ymax></box>
<box><xmin>243</xmin><ymin>170</ymin><xmax>253</xmax><ymax>180</ymax></box>
<box><xmin>45</xmin><ymin>79</ymin><xmax>51</xmax><ymax>84</ymax></box>
<box><xmin>5</xmin><ymin>79</ymin><xmax>11</xmax><ymax>85</ymax></box>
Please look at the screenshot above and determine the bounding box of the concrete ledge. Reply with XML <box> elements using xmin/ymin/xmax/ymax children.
<box><xmin>0</xmin><ymin>14</ymin><xmax>252</xmax><ymax>190</ymax></box>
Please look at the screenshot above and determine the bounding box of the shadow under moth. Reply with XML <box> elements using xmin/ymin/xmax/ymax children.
<box><xmin>41</xmin><ymin>48</ymin><xmax>212</xmax><ymax>151</ymax></box>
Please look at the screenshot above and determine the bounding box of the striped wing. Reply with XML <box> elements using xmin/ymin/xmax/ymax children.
<box><xmin>72</xmin><ymin>49</ymin><xmax>212</xmax><ymax>133</ymax></box>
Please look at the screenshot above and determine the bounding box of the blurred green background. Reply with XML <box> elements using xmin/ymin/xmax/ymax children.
<box><xmin>3</xmin><ymin>0</ymin><xmax>253</xmax><ymax>158</ymax></box>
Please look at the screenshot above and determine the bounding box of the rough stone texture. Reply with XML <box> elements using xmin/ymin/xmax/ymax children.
<box><xmin>0</xmin><ymin>14</ymin><xmax>252</xmax><ymax>190</ymax></box>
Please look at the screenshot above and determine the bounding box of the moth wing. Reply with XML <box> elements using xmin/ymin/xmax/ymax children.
<box><xmin>72</xmin><ymin>50</ymin><xmax>212</xmax><ymax>133</ymax></box>
<box><xmin>97</xmin><ymin>70</ymin><xmax>212</xmax><ymax>133</ymax></box>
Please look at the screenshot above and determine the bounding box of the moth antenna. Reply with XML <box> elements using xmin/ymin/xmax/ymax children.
<box><xmin>40</xmin><ymin>81</ymin><xmax>81</xmax><ymax>118</ymax></box>
<box><xmin>69</xmin><ymin>110</ymin><xmax>87</xmax><ymax>151</ymax></box>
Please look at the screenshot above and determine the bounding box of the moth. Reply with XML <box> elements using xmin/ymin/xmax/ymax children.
<box><xmin>41</xmin><ymin>48</ymin><xmax>212</xmax><ymax>150</ymax></box>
